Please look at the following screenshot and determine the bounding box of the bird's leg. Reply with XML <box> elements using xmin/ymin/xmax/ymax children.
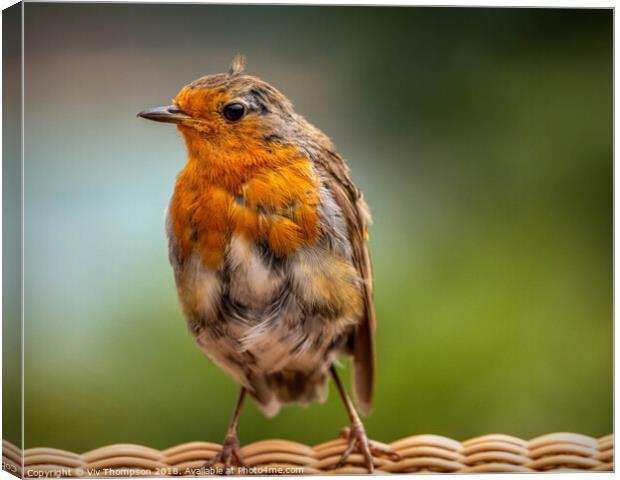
<box><xmin>204</xmin><ymin>388</ymin><xmax>249</xmax><ymax>475</ymax></box>
<box><xmin>330</xmin><ymin>366</ymin><xmax>401</xmax><ymax>473</ymax></box>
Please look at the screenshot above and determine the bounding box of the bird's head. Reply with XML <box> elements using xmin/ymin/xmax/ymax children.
<box><xmin>138</xmin><ymin>55</ymin><xmax>313</xmax><ymax>178</ymax></box>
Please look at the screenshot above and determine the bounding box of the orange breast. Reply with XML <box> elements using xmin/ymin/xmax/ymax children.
<box><xmin>169</xmin><ymin>143</ymin><xmax>320</xmax><ymax>269</ymax></box>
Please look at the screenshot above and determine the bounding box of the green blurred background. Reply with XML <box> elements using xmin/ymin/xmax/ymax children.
<box><xmin>15</xmin><ymin>5</ymin><xmax>612</xmax><ymax>451</ymax></box>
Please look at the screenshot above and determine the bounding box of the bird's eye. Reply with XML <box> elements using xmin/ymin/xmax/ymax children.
<box><xmin>223</xmin><ymin>102</ymin><xmax>246</xmax><ymax>122</ymax></box>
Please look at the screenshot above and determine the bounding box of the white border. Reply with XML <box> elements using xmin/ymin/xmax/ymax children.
<box><xmin>0</xmin><ymin>2</ymin><xmax>614</xmax><ymax>480</ymax></box>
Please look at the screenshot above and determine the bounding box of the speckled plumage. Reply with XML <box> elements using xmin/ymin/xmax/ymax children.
<box><xmin>167</xmin><ymin>180</ymin><xmax>366</xmax><ymax>416</ymax></box>
<box><xmin>162</xmin><ymin>64</ymin><xmax>375</xmax><ymax>417</ymax></box>
<box><xmin>140</xmin><ymin>56</ymin><xmax>386</xmax><ymax>472</ymax></box>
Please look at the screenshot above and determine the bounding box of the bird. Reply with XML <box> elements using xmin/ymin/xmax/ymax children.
<box><xmin>138</xmin><ymin>55</ymin><xmax>398</xmax><ymax>474</ymax></box>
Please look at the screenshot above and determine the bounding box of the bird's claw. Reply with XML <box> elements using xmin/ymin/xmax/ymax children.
<box><xmin>203</xmin><ymin>433</ymin><xmax>248</xmax><ymax>475</ymax></box>
<box><xmin>335</xmin><ymin>424</ymin><xmax>401</xmax><ymax>473</ymax></box>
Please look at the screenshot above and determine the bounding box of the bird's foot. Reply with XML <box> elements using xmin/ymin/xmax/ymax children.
<box><xmin>203</xmin><ymin>433</ymin><xmax>248</xmax><ymax>476</ymax></box>
<box><xmin>335</xmin><ymin>423</ymin><xmax>402</xmax><ymax>473</ymax></box>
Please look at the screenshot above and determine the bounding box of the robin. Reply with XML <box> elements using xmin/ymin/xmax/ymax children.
<box><xmin>138</xmin><ymin>55</ymin><xmax>398</xmax><ymax>474</ymax></box>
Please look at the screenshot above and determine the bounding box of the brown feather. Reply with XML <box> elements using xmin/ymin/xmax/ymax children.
<box><xmin>315</xmin><ymin>150</ymin><xmax>375</xmax><ymax>416</ymax></box>
<box><xmin>152</xmin><ymin>60</ymin><xmax>377</xmax><ymax>416</ymax></box>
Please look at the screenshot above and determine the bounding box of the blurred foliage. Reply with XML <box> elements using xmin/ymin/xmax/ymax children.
<box><xmin>14</xmin><ymin>6</ymin><xmax>611</xmax><ymax>451</ymax></box>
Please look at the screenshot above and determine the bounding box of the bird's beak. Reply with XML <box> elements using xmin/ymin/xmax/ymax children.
<box><xmin>137</xmin><ymin>105</ymin><xmax>190</xmax><ymax>124</ymax></box>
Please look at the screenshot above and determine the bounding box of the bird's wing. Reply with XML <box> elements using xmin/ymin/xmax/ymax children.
<box><xmin>316</xmin><ymin>150</ymin><xmax>375</xmax><ymax>416</ymax></box>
